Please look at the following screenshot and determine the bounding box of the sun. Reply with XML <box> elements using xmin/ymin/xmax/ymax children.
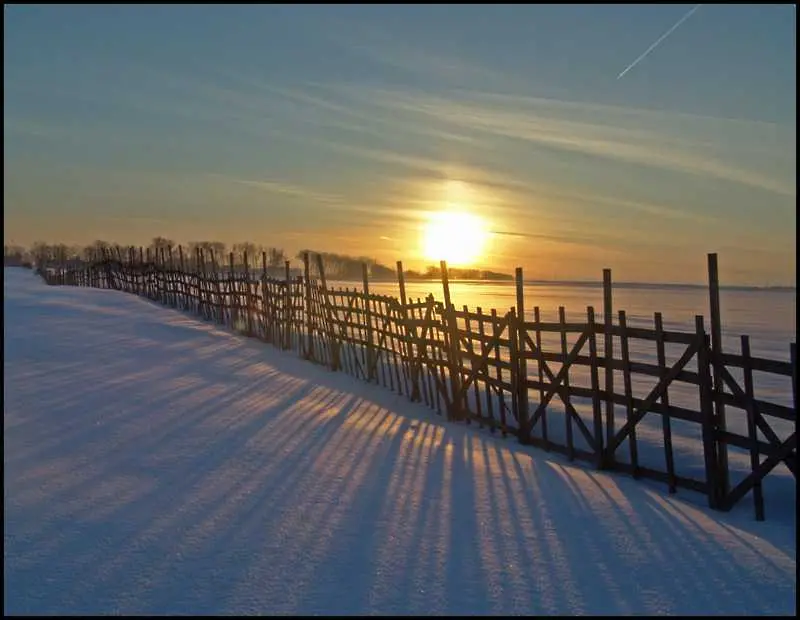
<box><xmin>421</xmin><ymin>210</ymin><xmax>489</xmax><ymax>267</ymax></box>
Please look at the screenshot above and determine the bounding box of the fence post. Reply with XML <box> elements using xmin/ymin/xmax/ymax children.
<box><xmin>696</xmin><ymin>315</ymin><xmax>720</xmax><ymax>509</ymax></box>
<box><xmin>284</xmin><ymin>260</ymin><xmax>292</xmax><ymax>350</ymax></box>
<box><xmin>104</xmin><ymin>246</ymin><xmax>113</xmax><ymax>290</ymax></box>
<box><xmin>198</xmin><ymin>248</ymin><xmax>207</xmax><ymax>320</ymax></box>
<box><xmin>138</xmin><ymin>247</ymin><xmax>144</xmax><ymax>296</ymax></box>
<box><xmin>257</xmin><ymin>251</ymin><xmax>267</xmax><ymax>341</ymax></box>
<box><xmin>167</xmin><ymin>245</ymin><xmax>175</xmax><ymax>307</ymax></box>
<box><xmin>515</xmin><ymin>267</ymin><xmax>530</xmax><ymax>443</ymax></box>
<box><xmin>315</xmin><ymin>253</ymin><xmax>339</xmax><ymax>370</ymax></box>
<box><xmin>209</xmin><ymin>249</ymin><xmax>217</xmax><ymax>321</ymax></box>
<box><xmin>792</xmin><ymin>342</ymin><xmax>797</xmax><ymax>423</ymax></box>
<box><xmin>158</xmin><ymin>247</ymin><xmax>166</xmax><ymax>303</ymax></box>
<box><xmin>603</xmin><ymin>268</ymin><xmax>614</xmax><ymax>467</ymax></box>
<box><xmin>707</xmin><ymin>253</ymin><xmax>729</xmax><ymax>498</ymax></box>
<box><xmin>439</xmin><ymin>260</ymin><xmax>463</xmax><ymax>421</ymax></box>
<box><xmin>740</xmin><ymin>335</ymin><xmax>764</xmax><ymax>521</ymax></box>
<box><xmin>126</xmin><ymin>247</ymin><xmax>133</xmax><ymax>295</ymax></box>
<box><xmin>243</xmin><ymin>251</ymin><xmax>253</xmax><ymax>336</ymax></box>
<box><xmin>397</xmin><ymin>261</ymin><xmax>421</xmax><ymax>401</ymax></box>
<box><xmin>178</xmin><ymin>245</ymin><xmax>185</xmax><ymax>309</ymax></box>
<box><xmin>145</xmin><ymin>247</ymin><xmax>152</xmax><ymax>299</ymax></box>
<box><xmin>303</xmin><ymin>252</ymin><xmax>314</xmax><ymax>361</ymax></box>
<box><xmin>362</xmin><ymin>262</ymin><xmax>375</xmax><ymax>380</ymax></box>
<box><xmin>587</xmin><ymin>306</ymin><xmax>604</xmax><ymax>469</ymax></box>
<box><xmin>229</xmin><ymin>251</ymin><xmax>237</xmax><ymax>328</ymax></box>
<box><xmin>211</xmin><ymin>250</ymin><xmax>223</xmax><ymax>325</ymax></box>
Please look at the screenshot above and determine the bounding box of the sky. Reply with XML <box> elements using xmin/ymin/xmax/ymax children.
<box><xmin>3</xmin><ymin>4</ymin><xmax>796</xmax><ymax>285</ymax></box>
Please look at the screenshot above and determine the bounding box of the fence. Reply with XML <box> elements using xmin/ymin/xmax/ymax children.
<box><xmin>38</xmin><ymin>246</ymin><xmax>796</xmax><ymax>522</ymax></box>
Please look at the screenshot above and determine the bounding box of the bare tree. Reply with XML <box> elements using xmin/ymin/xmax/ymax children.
<box><xmin>267</xmin><ymin>247</ymin><xmax>287</xmax><ymax>269</ymax></box>
<box><xmin>81</xmin><ymin>240</ymin><xmax>111</xmax><ymax>262</ymax></box>
<box><xmin>187</xmin><ymin>241</ymin><xmax>227</xmax><ymax>268</ymax></box>
<box><xmin>30</xmin><ymin>241</ymin><xmax>53</xmax><ymax>266</ymax></box>
<box><xmin>4</xmin><ymin>245</ymin><xmax>28</xmax><ymax>266</ymax></box>
<box><xmin>232</xmin><ymin>242</ymin><xmax>258</xmax><ymax>268</ymax></box>
<box><xmin>149</xmin><ymin>236</ymin><xmax>174</xmax><ymax>253</ymax></box>
<box><xmin>209</xmin><ymin>241</ymin><xmax>226</xmax><ymax>259</ymax></box>
<box><xmin>296</xmin><ymin>249</ymin><xmax>389</xmax><ymax>280</ymax></box>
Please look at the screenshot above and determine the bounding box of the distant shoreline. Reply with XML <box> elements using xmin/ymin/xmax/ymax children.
<box><xmin>353</xmin><ymin>275</ymin><xmax>796</xmax><ymax>292</ymax></box>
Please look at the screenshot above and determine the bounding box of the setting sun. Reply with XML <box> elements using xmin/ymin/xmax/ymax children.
<box><xmin>421</xmin><ymin>210</ymin><xmax>489</xmax><ymax>266</ymax></box>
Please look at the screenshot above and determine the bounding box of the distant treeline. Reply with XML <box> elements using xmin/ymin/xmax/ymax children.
<box><xmin>9</xmin><ymin>238</ymin><xmax>289</xmax><ymax>270</ymax></box>
<box><xmin>3</xmin><ymin>245</ymin><xmax>32</xmax><ymax>268</ymax></box>
<box><xmin>404</xmin><ymin>264</ymin><xmax>514</xmax><ymax>282</ymax></box>
<box><xmin>8</xmin><ymin>238</ymin><xmax>512</xmax><ymax>281</ymax></box>
<box><xmin>297</xmin><ymin>250</ymin><xmax>509</xmax><ymax>281</ymax></box>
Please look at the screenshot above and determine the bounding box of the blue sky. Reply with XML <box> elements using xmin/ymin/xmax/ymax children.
<box><xmin>3</xmin><ymin>4</ymin><xmax>796</xmax><ymax>284</ymax></box>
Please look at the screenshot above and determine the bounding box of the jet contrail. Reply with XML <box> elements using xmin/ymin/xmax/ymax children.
<box><xmin>617</xmin><ymin>4</ymin><xmax>702</xmax><ymax>80</ymax></box>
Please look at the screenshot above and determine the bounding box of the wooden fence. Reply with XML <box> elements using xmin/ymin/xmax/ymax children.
<box><xmin>38</xmin><ymin>247</ymin><xmax>796</xmax><ymax>522</ymax></box>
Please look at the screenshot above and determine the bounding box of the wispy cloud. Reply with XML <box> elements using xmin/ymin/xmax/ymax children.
<box><xmin>206</xmin><ymin>173</ymin><xmax>346</xmax><ymax>207</ymax></box>
<box><xmin>327</xmin><ymin>85</ymin><xmax>795</xmax><ymax>198</ymax></box>
<box><xmin>323</xmin><ymin>15</ymin><xmax>523</xmax><ymax>92</ymax></box>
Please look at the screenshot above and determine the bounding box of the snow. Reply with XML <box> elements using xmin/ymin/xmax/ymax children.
<box><xmin>4</xmin><ymin>267</ymin><xmax>796</xmax><ymax>616</ymax></box>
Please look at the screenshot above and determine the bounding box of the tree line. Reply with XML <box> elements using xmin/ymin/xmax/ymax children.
<box><xmin>6</xmin><ymin>239</ymin><xmax>510</xmax><ymax>281</ymax></box>
<box><xmin>8</xmin><ymin>238</ymin><xmax>288</xmax><ymax>269</ymax></box>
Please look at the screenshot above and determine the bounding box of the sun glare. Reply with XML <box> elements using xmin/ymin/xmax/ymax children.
<box><xmin>422</xmin><ymin>210</ymin><xmax>489</xmax><ymax>267</ymax></box>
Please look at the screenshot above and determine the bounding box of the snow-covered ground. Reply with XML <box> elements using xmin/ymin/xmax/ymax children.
<box><xmin>4</xmin><ymin>267</ymin><xmax>796</xmax><ymax>615</ymax></box>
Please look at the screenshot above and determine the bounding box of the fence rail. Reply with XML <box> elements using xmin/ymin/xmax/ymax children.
<box><xmin>36</xmin><ymin>246</ymin><xmax>796</xmax><ymax>522</ymax></box>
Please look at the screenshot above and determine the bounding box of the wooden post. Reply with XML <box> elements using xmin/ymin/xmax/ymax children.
<box><xmin>139</xmin><ymin>246</ymin><xmax>146</xmax><ymax>297</ymax></box>
<box><xmin>654</xmin><ymin>312</ymin><xmax>677</xmax><ymax>493</ymax></box>
<box><xmin>508</xmin><ymin>307</ymin><xmax>519</xmax><ymax>431</ymax></box>
<box><xmin>284</xmin><ymin>260</ymin><xmax>291</xmax><ymax>350</ymax></box>
<box><xmin>209</xmin><ymin>249</ymin><xmax>218</xmax><ymax>322</ymax></box>
<box><xmin>158</xmin><ymin>247</ymin><xmax>166</xmax><ymax>303</ymax></box>
<box><xmin>618</xmin><ymin>310</ymin><xmax>639</xmax><ymax>477</ymax></box>
<box><xmin>397</xmin><ymin>261</ymin><xmax>421</xmax><ymax>401</ymax></box>
<box><xmin>303</xmin><ymin>252</ymin><xmax>314</xmax><ymax>361</ymax></box>
<box><xmin>178</xmin><ymin>245</ymin><xmax>186</xmax><ymax>309</ymax></box>
<box><xmin>167</xmin><ymin>246</ymin><xmax>175</xmax><ymax>307</ymax></box>
<box><xmin>362</xmin><ymin>262</ymin><xmax>374</xmax><ymax>380</ymax></box>
<box><xmin>792</xmin><ymin>342</ymin><xmax>797</xmax><ymax>426</ymax></box>
<box><xmin>559</xmin><ymin>306</ymin><xmax>575</xmax><ymax>461</ymax></box>
<box><xmin>198</xmin><ymin>248</ymin><xmax>207</xmax><ymax>319</ymax></box>
<box><xmin>257</xmin><ymin>251</ymin><xmax>267</xmax><ymax>342</ymax></box>
<box><xmin>696</xmin><ymin>315</ymin><xmax>720</xmax><ymax>509</ymax></box>
<box><xmin>128</xmin><ymin>247</ymin><xmax>136</xmax><ymax>296</ymax></box>
<box><xmin>707</xmin><ymin>253</ymin><xmax>729</xmax><ymax>497</ymax></box>
<box><xmin>603</xmin><ymin>268</ymin><xmax>614</xmax><ymax>466</ymax></box>
<box><xmin>515</xmin><ymin>267</ymin><xmax>530</xmax><ymax>443</ymax></box>
<box><xmin>740</xmin><ymin>335</ymin><xmax>764</xmax><ymax>521</ymax></box>
<box><xmin>587</xmin><ymin>306</ymin><xmax>604</xmax><ymax>469</ymax></box>
<box><xmin>243</xmin><ymin>251</ymin><xmax>253</xmax><ymax>336</ymax></box>
<box><xmin>315</xmin><ymin>253</ymin><xmax>339</xmax><ymax>370</ymax></box>
<box><xmin>152</xmin><ymin>247</ymin><xmax>159</xmax><ymax>300</ymax></box>
<box><xmin>462</xmin><ymin>304</ymin><xmax>480</xmax><ymax>423</ymax></box>
<box><xmin>103</xmin><ymin>247</ymin><xmax>114</xmax><ymax>289</ymax></box>
<box><xmin>212</xmin><ymin>250</ymin><xmax>224</xmax><ymax>324</ymax></box>
<box><xmin>440</xmin><ymin>260</ymin><xmax>463</xmax><ymax>421</ymax></box>
<box><xmin>476</xmin><ymin>307</ymin><xmax>494</xmax><ymax>430</ymax></box>
<box><xmin>533</xmin><ymin>307</ymin><xmax>548</xmax><ymax>449</ymax></box>
<box><xmin>228</xmin><ymin>251</ymin><xmax>236</xmax><ymax>328</ymax></box>
<box><xmin>208</xmin><ymin>248</ymin><xmax>216</xmax><ymax>320</ymax></box>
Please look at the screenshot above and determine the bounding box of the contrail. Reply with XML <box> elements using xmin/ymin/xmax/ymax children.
<box><xmin>617</xmin><ymin>4</ymin><xmax>702</xmax><ymax>80</ymax></box>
